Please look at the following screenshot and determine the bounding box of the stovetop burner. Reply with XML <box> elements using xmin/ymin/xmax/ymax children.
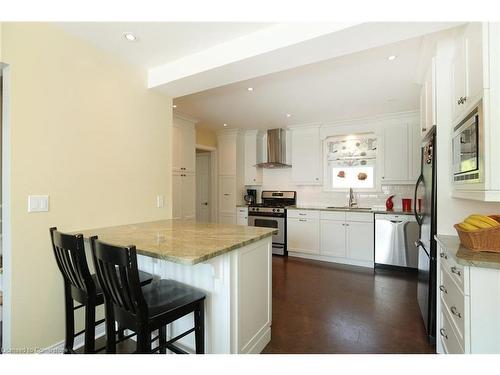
<box><xmin>248</xmin><ymin>191</ymin><xmax>297</xmax><ymax>215</ymax></box>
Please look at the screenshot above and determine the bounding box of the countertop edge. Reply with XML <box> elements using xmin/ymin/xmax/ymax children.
<box><xmin>286</xmin><ymin>205</ymin><xmax>415</xmax><ymax>215</ymax></box>
<box><xmin>435</xmin><ymin>234</ymin><xmax>500</xmax><ymax>270</ymax></box>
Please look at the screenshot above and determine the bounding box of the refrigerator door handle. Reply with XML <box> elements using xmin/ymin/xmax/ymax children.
<box><xmin>414</xmin><ymin>174</ymin><xmax>424</xmax><ymax>226</ymax></box>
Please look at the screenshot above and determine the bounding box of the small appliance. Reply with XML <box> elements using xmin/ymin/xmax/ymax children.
<box><xmin>247</xmin><ymin>191</ymin><xmax>296</xmax><ymax>256</ymax></box>
<box><xmin>244</xmin><ymin>189</ymin><xmax>257</xmax><ymax>205</ymax></box>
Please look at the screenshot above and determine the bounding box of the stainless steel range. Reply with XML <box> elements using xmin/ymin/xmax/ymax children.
<box><xmin>248</xmin><ymin>191</ymin><xmax>296</xmax><ymax>256</ymax></box>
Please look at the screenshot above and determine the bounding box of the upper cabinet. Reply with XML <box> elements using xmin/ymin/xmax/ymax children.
<box><xmin>173</xmin><ymin>115</ymin><xmax>196</xmax><ymax>173</ymax></box>
<box><xmin>244</xmin><ymin>130</ymin><xmax>263</xmax><ymax>185</ymax></box>
<box><xmin>420</xmin><ymin>56</ymin><xmax>437</xmax><ymax>138</ymax></box>
<box><xmin>290</xmin><ymin>126</ymin><xmax>322</xmax><ymax>185</ymax></box>
<box><xmin>451</xmin><ymin>23</ymin><xmax>484</xmax><ymax>123</ymax></box>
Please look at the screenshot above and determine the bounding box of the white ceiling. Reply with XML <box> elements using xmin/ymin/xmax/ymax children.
<box><xmin>56</xmin><ymin>22</ymin><xmax>274</xmax><ymax>69</ymax></box>
<box><xmin>174</xmin><ymin>36</ymin><xmax>425</xmax><ymax>130</ymax></box>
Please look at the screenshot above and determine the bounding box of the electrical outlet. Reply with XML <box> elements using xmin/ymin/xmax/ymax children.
<box><xmin>28</xmin><ymin>195</ymin><xmax>49</xmax><ymax>212</ymax></box>
<box><xmin>156</xmin><ymin>195</ymin><xmax>164</xmax><ymax>208</ymax></box>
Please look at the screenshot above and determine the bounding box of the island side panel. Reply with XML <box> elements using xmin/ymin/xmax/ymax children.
<box><xmin>231</xmin><ymin>236</ymin><xmax>273</xmax><ymax>353</ymax></box>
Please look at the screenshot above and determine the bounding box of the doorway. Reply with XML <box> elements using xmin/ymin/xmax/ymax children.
<box><xmin>195</xmin><ymin>145</ymin><xmax>217</xmax><ymax>223</ymax></box>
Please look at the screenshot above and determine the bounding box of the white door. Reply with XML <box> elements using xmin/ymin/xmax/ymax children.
<box><xmin>346</xmin><ymin>221</ymin><xmax>374</xmax><ymax>262</ymax></box>
<box><xmin>182</xmin><ymin>173</ymin><xmax>196</xmax><ymax>220</ymax></box>
<box><xmin>172</xmin><ymin>172</ymin><xmax>182</xmax><ymax>219</ymax></box>
<box><xmin>320</xmin><ymin>220</ymin><xmax>346</xmax><ymax>257</ymax></box>
<box><xmin>172</xmin><ymin>123</ymin><xmax>182</xmax><ymax>172</ymax></box>
<box><xmin>182</xmin><ymin>125</ymin><xmax>196</xmax><ymax>173</ymax></box>
<box><xmin>219</xmin><ymin>176</ymin><xmax>236</xmax><ymax>213</ymax></box>
<box><xmin>196</xmin><ymin>152</ymin><xmax>211</xmax><ymax>222</ymax></box>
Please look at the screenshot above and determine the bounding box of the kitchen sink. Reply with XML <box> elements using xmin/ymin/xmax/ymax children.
<box><xmin>326</xmin><ymin>206</ymin><xmax>372</xmax><ymax>211</ymax></box>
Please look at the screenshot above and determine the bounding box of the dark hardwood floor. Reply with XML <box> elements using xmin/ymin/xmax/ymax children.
<box><xmin>262</xmin><ymin>256</ymin><xmax>435</xmax><ymax>354</ymax></box>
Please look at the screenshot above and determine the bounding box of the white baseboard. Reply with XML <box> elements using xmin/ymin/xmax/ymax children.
<box><xmin>288</xmin><ymin>251</ymin><xmax>374</xmax><ymax>269</ymax></box>
<box><xmin>40</xmin><ymin>322</ymin><xmax>106</xmax><ymax>354</ymax></box>
<box><xmin>245</xmin><ymin>326</ymin><xmax>271</xmax><ymax>354</ymax></box>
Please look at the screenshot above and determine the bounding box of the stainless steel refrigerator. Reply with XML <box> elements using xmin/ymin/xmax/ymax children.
<box><xmin>414</xmin><ymin>126</ymin><xmax>437</xmax><ymax>343</ymax></box>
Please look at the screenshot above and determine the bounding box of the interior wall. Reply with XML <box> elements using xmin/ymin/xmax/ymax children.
<box><xmin>195</xmin><ymin>125</ymin><xmax>217</xmax><ymax>148</ymax></box>
<box><xmin>2</xmin><ymin>22</ymin><xmax>173</xmax><ymax>350</ymax></box>
<box><xmin>435</xmin><ymin>36</ymin><xmax>500</xmax><ymax>235</ymax></box>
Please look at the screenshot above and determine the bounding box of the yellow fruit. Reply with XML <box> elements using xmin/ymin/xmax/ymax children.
<box><xmin>468</xmin><ymin>215</ymin><xmax>500</xmax><ymax>227</ymax></box>
<box><xmin>458</xmin><ymin>222</ymin><xmax>479</xmax><ymax>231</ymax></box>
<box><xmin>465</xmin><ymin>217</ymin><xmax>493</xmax><ymax>229</ymax></box>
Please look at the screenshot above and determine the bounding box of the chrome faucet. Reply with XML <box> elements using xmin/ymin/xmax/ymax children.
<box><xmin>348</xmin><ymin>188</ymin><xmax>358</xmax><ymax>208</ymax></box>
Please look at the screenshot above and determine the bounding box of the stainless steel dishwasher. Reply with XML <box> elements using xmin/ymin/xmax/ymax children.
<box><xmin>375</xmin><ymin>213</ymin><xmax>419</xmax><ymax>269</ymax></box>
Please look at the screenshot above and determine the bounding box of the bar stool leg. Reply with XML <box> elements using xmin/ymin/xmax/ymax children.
<box><xmin>84</xmin><ymin>304</ymin><xmax>96</xmax><ymax>353</ymax></box>
<box><xmin>194</xmin><ymin>300</ymin><xmax>205</xmax><ymax>354</ymax></box>
<box><xmin>105</xmin><ymin>302</ymin><xmax>117</xmax><ymax>354</ymax></box>
<box><xmin>63</xmin><ymin>285</ymin><xmax>75</xmax><ymax>354</ymax></box>
<box><xmin>136</xmin><ymin>326</ymin><xmax>151</xmax><ymax>354</ymax></box>
<box><xmin>159</xmin><ymin>326</ymin><xmax>167</xmax><ymax>354</ymax></box>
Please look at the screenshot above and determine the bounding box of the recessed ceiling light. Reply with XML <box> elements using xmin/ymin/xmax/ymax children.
<box><xmin>387</xmin><ymin>55</ymin><xmax>397</xmax><ymax>61</ymax></box>
<box><xmin>123</xmin><ymin>32</ymin><xmax>137</xmax><ymax>42</ymax></box>
<box><xmin>172</xmin><ymin>104</ymin><xmax>177</xmax><ymax>109</ymax></box>
<box><xmin>286</xmin><ymin>113</ymin><xmax>292</xmax><ymax>118</ymax></box>
<box><xmin>223</xmin><ymin>123</ymin><xmax>228</xmax><ymax>127</ymax></box>
<box><xmin>247</xmin><ymin>87</ymin><xmax>254</xmax><ymax>92</ymax></box>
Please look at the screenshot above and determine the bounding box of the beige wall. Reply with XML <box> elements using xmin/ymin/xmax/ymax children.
<box><xmin>2</xmin><ymin>23</ymin><xmax>173</xmax><ymax>350</ymax></box>
<box><xmin>195</xmin><ymin>125</ymin><xmax>217</xmax><ymax>148</ymax></box>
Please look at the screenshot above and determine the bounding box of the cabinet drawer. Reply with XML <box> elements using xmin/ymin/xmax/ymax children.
<box><xmin>440</xmin><ymin>250</ymin><xmax>466</xmax><ymax>292</ymax></box>
<box><xmin>237</xmin><ymin>207</ymin><xmax>248</xmax><ymax>214</ymax></box>
<box><xmin>440</xmin><ymin>307</ymin><xmax>464</xmax><ymax>354</ymax></box>
<box><xmin>440</xmin><ymin>268</ymin><xmax>466</xmax><ymax>343</ymax></box>
<box><xmin>346</xmin><ymin>212</ymin><xmax>374</xmax><ymax>223</ymax></box>
<box><xmin>287</xmin><ymin>210</ymin><xmax>320</xmax><ymax>219</ymax></box>
<box><xmin>320</xmin><ymin>211</ymin><xmax>346</xmax><ymax>221</ymax></box>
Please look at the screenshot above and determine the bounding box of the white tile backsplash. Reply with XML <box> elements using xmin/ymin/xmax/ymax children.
<box><xmin>250</xmin><ymin>168</ymin><xmax>415</xmax><ymax>210</ymax></box>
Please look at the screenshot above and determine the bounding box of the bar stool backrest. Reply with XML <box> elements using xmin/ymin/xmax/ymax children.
<box><xmin>50</xmin><ymin>227</ymin><xmax>96</xmax><ymax>299</ymax></box>
<box><xmin>90</xmin><ymin>237</ymin><xmax>148</xmax><ymax>318</ymax></box>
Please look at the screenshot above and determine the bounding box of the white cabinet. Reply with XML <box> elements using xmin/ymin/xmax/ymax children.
<box><xmin>236</xmin><ymin>207</ymin><xmax>248</xmax><ymax>225</ymax></box>
<box><xmin>218</xmin><ymin>136</ymin><xmax>237</xmax><ymax>176</ymax></box>
<box><xmin>173</xmin><ymin>115</ymin><xmax>196</xmax><ymax>173</ymax></box>
<box><xmin>451</xmin><ymin>23</ymin><xmax>484</xmax><ymax>122</ymax></box>
<box><xmin>290</xmin><ymin>126</ymin><xmax>322</xmax><ymax>185</ymax></box>
<box><xmin>219</xmin><ymin>176</ymin><xmax>236</xmax><ymax>214</ymax></box>
<box><xmin>172</xmin><ymin>171</ymin><xmax>196</xmax><ymax>220</ymax></box>
<box><xmin>287</xmin><ymin>216</ymin><xmax>320</xmax><ymax>254</ymax></box>
<box><xmin>381</xmin><ymin>118</ymin><xmax>421</xmax><ymax>185</ymax></box>
<box><xmin>288</xmin><ymin>209</ymin><xmax>374</xmax><ymax>267</ymax></box>
<box><xmin>218</xmin><ymin>213</ymin><xmax>236</xmax><ymax>225</ymax></box>
<box><xmin>436</xmin><ymin>237</ymin><xmax>500</xmax><ymax>354</ymax></box>
<box><xmin>420</xmin><ymin>56</ymin><xmax>437</xmax><ymax>138</ymax></box>
<box><xmin>244</xmin><ymin>130</ymin><xmax>263</xmax><ymax>185</ymax></box>
<box><xmin>346</xmin><ymin>221</ymin><xmax>374</xmax><ymax>262</ymax></box>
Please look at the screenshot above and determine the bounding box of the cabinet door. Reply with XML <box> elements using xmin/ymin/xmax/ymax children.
<box><xmin>244</xmin><ymin>133</ymin><xmax>263</xmax><ymax>185</ymax></box>
<box><xmin>425</xmin><ymin>57</ymin><xmax>437</xmax><ymax>130</ymax></box>
<box><xmin>382</xmin><ymin>123</ymin><xmax>409</xmax><ymax>183</ymax></box>
<box><xmin>181</xmin><ymin>173</ymin><xmax>196</xmax><ymax>220</ymax></box>
<box><xmin>291</xmin><ymin>127</ymin><xmax>322</xmax><ymax>185</ymax></box>
<box><xmin>219</xmin><ymin>176</ymin><xmax>236</xmax><ymax>213</ymax></box>
<box><xmin>419</xmin><ymin>84</ymin><xmax>427</xmax><ymax>136</ymax></box>
<box><xmin>219</xmin><ymin>213</ymin><xmax>236</xmax><ymax>225</ymax></box>
<box><xmin>287</xmin><ymin>218</ymin><xmax>320</xmax><ymax>254</ymax></box>
<box><xmin>452</xmin><ymin>35</ymin><xmax>467</xmax><ymax>121</ymax></box>
<box><xmin>320</xmin><ymin>220</ymin><xmax>346</xmax><ymax>257</ymax></box>
<box><xmin>464</xmin><ymin>22</ymin><xmax>483</xmax><ymax>100</ymax></box>
<box><xmin>408</xmin><ymin>122</ymin><xmax>422</xmax><ymax>183</ymax></box>
<box><xmin>172</xmin><ymin>172</ymin><xmax>182</xmax><ymax>219</ymax></box>
<box><xmin>346</xmin><ymin>221</ymin><xmax>374</xmax><ymax>262</ymax></box>
<box><xmin>181</xmin><ymin>125</ymin><xmax>196</xmax><ymax>173</ymax></box>
<box><xmin>236</xmin><ymin>207</ymin><xmax>248</xmax><ymax>225</ymax></box>
<box><xmin>218</xmin><ymin>138</ymin><xmax>236</xmax><ymax>175</ymax></box>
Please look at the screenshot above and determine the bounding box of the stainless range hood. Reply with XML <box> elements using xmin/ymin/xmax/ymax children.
<box><xmin>256</xmin><ymin>128</ymin><xmax>291</xmax><ymax>168</ymax></box>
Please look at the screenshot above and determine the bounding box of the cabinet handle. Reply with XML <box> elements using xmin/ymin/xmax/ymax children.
<box><xmin>450</xmin><ymin>266</ymin><xmax>462</xmax><ymax>276</ymax></box>
<box><xmin>224</xmin><ymin>193</ymin><xmax>230</xmax><ymax>196</ymax></box>
<box><xmin>422</xmin><ymin>128</ymin><xmax>426</xmax><ymax>132</ymax></box>
<box><xmin>299</xmin><ymin>219</ymin><xmax>307</xmax><ymax>222</ymax></box>
<box><xmin>439</xmin><ymin>285</ymin><xmax>447</xmax><ymax>294</ymax></box>
<box><xmin>450</xmin><ymin>306</ymin><xmax>462</xmax><ymax>319</ymax></box>
<box><xmin>299</xmin><ymin>213</ymin><xmax>306</xmax><ymax>216</ymax></box>
<box><xmin>315</xmin><ymin>177</ymin><xmax>319</xmax><ymax>181</ymax></box>
<box><xmin>440</xmin><ymin>328</ymin><xmax>448</xmax><ymax>340</ymax></box>
<box><xmin>440</xmin><ymin>252</ymin><xmax>448</xmax><ymax>260</ymax></box>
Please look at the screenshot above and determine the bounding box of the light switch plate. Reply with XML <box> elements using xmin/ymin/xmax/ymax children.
<box><xmin>28</xmin><ymin>195</ymin><xmax>49</xmax><ymax>212</ymax></box>
<box><xmin>156</xmin><ymin>195</ymin><xmax>164</xmax><ymax>208</ymax></box>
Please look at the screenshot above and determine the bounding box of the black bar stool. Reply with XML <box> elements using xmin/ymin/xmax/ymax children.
<box><xmin>50</xmin><ymin>227</ymin><xmax>153</xmax><ymax>353</ymax></box>
<box><xmin>90</xmin><ymin>237</ymin><xmax>206</xmax><ymax>354</ymax></box>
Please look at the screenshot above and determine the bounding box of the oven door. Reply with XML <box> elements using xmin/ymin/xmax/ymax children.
<box><xmin>248</xmin><ymin>215</ymin><xmax>285</xmax><ymax>250</ymax></box>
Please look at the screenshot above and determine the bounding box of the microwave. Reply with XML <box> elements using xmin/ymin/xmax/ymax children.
<box><xmin>452</xmin><ymin>103</ymin><xmax>483</xmax><ymax>184</ymax></box>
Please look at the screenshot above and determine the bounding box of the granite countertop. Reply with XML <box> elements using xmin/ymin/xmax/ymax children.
<box><xmin>76</xmin><ymin>220</ymin><xmax>277</xmax><ymax>265</ymax></box>
<box><xmin>435</xmin><ymin>234</ymin><xmax>500</xmax><ymax>270</ymax></box>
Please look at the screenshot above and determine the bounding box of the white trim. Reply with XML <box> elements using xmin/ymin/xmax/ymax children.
<box><xmin>195</xmin><ymin>144</ymin><xmax>216</xmax><ymax>152</ymax></box>
<box><xmin>1</xmin><ymin>64</ymin><xmax>12</xmax><ymax>351</ymax></box>
<box><xmin>173</xmin><ymin>111</ymin><xmax>199</xmax><ymax>124</ymax></box>
<box><xmin>40</xmin><ymin>322</ymin><xmax>106</xmax><ymax>354</ymax></box>
<box><xmin>288</xmin><ymin>251</ymin><xmax>374</xmax><ymax>269</ymax></box>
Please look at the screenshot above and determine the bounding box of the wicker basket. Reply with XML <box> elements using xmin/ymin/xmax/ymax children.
<box><xmin>454</xmin><ymin>215</ymin><xmax>500</xmax><ymax>252</ymax></box>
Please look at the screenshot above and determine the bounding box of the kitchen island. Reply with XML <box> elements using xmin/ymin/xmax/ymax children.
<box><xmin>77</xmin><ymin>220</ymin><xmax>276</xmax><ymax>354</ymax></box>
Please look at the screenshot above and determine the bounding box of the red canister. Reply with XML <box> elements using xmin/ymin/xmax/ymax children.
<box><xmin>402</xmin><ymin>198</ymin><xmax>412</xmax><ymax>212</ymax></box>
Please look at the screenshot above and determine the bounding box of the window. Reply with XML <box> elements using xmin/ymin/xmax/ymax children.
<box><xmin>324</xmin><ymin>133</ymin><xmax>378</xmax><ymax>190</ymax></box>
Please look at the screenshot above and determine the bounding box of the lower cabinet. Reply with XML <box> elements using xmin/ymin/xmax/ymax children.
<box><xmin>219</xmin><ymin>213</ymin><xmax>236</xmax><ymax>225</ymax></box>
<box><xmin>172</xmin><ymin>171</ymin><xmax>196</xmax><ymax>220</ymax></box>
<box><xmin>287</xmin><ymin>209</ymin><xmax>374</xmax><ymax>267</ymax></box>
<box><xmin>287</xmin><ymin>216</ymin><xmax>320</xmax><ymax>254</ymax></box>
<box><xmin>236</xmin><ymin>207</ymin><xmax>248</xmax><ymax>225</ymax></box>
